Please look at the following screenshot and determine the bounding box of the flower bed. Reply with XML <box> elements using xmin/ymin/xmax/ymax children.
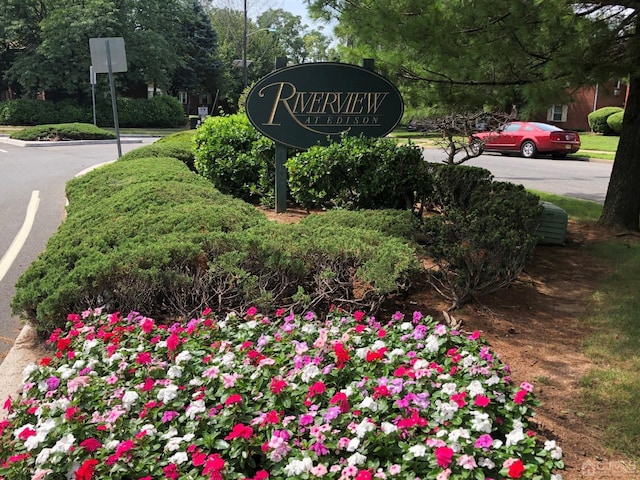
<box><xmin>0</xmin><ymin>308</ymin><xmax>564</xmax><ymax>479</ymax></box>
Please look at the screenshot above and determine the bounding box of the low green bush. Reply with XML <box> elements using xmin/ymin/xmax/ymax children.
<box><xmin>287</xmin><ymin>135</ymin><xmax>427</xmax><ymax>211</ymax></box>
<box><xmin>193</xmin><ymin>113</ymin><xmax>276</xmax><ymax>203</ymax></box>
<box><xmin>420</xmin><ymin>181</ymin><xmax>542</xmax><ymax>308</ymax></box>
<box><xmin>119</xmin><ymin>141</ymin><xmax>196</xmax><ymax>171</ymax></box>
<box><xmin>9</xmin><ymin>122</ymin><xmax>115</xmax><ymax>141</ymax></box>
<box><xmin>588</xmin><ymin>106</ymin><xmax>624</xmax><ymax>135</ymax></box>
<box><xmin>606</xmin><ymin>110</ymin><xmax>624</xmax><ymax>134</ymax></box>
<box><xmin>426</xmin><ymin>163</ymin><xmax>494</xmax><ymax>211</ymax></box>
<box><xmin>96</xmin><ymin>96</ymin><xmax>186</xmax><ymax>128</ymax></box>
<box><xmin>13</xmin><ymin>157</ymin><xmax>418</xmax><ymax>337</ymax></box>
<box><xmin>0</xmin><ymin>99</ymin><xmax>90</xmax><ymax>125</ymax></box>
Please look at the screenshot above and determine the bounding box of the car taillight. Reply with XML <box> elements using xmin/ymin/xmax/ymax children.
<box><xmin>550</xmin><ymin>132</ymin><xmax>577</xmax><ymax>141</ymax></box>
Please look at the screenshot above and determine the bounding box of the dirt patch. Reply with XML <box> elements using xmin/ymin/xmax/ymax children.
<box><xmin>260</xmin><ymin>207</ymin><xmax>639</xmax><ymax>480</ymax></box>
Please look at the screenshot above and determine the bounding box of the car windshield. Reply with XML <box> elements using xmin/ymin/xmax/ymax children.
<box><xmin>529</xmin><ymin>122</ymin><xmax>562</xmax><ymax>132</ymax></box>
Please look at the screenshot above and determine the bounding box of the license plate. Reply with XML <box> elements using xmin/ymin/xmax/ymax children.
<box><xmin>565</xmin><ymin>145</ymin><xmax>571</xmax><ymax>149</ymax></box>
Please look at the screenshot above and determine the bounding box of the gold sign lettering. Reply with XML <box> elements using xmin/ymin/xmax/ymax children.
<box><xmin>259</xmin><ymin>82</ymin><xmax>389</xmax><ymax>133</ymax></box>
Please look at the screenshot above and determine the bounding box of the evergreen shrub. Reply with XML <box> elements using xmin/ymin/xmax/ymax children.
<box><xmin>9</xmin><ymin>123</ymin><xmax>115</xmax><ymax>141</ymax></box>
<box><xmin>588</xmin><ymin>106</ymin><xmax>624</xmax><ymax>135</ymax></box>
<box><xmin>12</xmin><ymin>157</ymin><xmax>417</xmax><ymax>337</ymax></box>
<box><xmin>420</xmin><ymin>179</ymin><xmax>542</xmax><ymax>308</ymax></box>
<box><xmin>0</xmin><ymin>99</ymin><xmax>90</xmax><ymax>125</ymax></box>
<box><xmin>119</xmin><ymin>141</ymin><xmax>196</xmax><ymax>170</ymax></box>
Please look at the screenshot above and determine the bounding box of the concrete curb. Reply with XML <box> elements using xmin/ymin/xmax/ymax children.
<box><xmin>0</xmin><ymin>137</ymin><xmax>144</xmax><ymax>147</ymax></box>
<box><xmin>0</xmin><ymin>324</ymin><xmax>47</xmax><ymax>418</ymax></box>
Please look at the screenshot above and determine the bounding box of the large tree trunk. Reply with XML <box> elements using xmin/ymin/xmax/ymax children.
<box><xmin>597</xmin><ymin>73</ymin><xmax>640</xmax><ymax>232</ymax></box>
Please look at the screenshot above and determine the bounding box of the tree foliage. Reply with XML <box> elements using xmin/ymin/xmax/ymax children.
<box><xmin>309</xmin><ymin>0</ymin><xmax>640</xmax><ymax>231</ymax></box>
<box><xmin>0</xmin><ymin>0</ymin><xmax>220</xmax><ymax>102</ymax></box>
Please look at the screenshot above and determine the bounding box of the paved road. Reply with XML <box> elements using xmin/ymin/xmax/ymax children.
<box><xmin>422</xmin><ymin>148</ymin><xmax>613</xmax><ymax>203</ymax></box>
<box><xmin>0</xmin><ymin>138</ymin><xmax>156</xmax><ymax>358</ymax></box>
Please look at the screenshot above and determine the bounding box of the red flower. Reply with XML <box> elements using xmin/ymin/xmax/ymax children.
<box><xmin>307</xmin><ymin>381</ymin><xmax>326</xmax><ymax>397</ymax></box>
<box><xmin>224</xmin><ymin>423</ymin><xmax>253</xmax><ymax>440</ymax></box>
<box><xmin>163</xmin><ymin>463</ymin><xmax>179</xmax><ymax>480</ymax></box>
<box><xmin>507</xmin><ymin>459</ymin><xmax>525</xmax><ymax>478</ymax></box>
<box><xmin>39</xmin><ymin>357</ymin><xmax>52</xmax><ymax>366</ymax></box>
<box><xmin>17</xmin><ymin>427</ymin><xmax>36</xmax><ymax>441</ymax></box>
<box><xmin>166</xmin><ymin>332</ymin><xmax>180</xmax><ymax>352</ymax></box>
<box><xmin>225</xmin><ymin>394</ymin><xmax>243</xmax><ymax>406</ymax></box>
<box><xmin>135</xmin><ymin>352</ymin><xmax>152</xmax><ymax>365</ymax></box>
<box><xmin>270</xmin><ymin>378</ymin><xmax>287</xmax><ymax>394</ymax></box>
<box><xmin>356</xmin><ymin>469</ymin><xmax>373</xmax><ymax>480</ymax></box>
<box><xmin>333</xmin><ymin>342</ymin><xmax>351</xmax><ymax>368</ymax></box>
<box><xmin>434</xmin><ymin>446</ymin><xmax>454</xmax><ymax>468</ymax></box>
<box><xmin>451</xmin><ymin>391</ymin><xmax>467</xmax><ymax>408</ymax></box>
<box><xmin>329</xmin><ymin>392</ymin><xmax>350</xmax><ymax>413</ymax></box>
<box><xmin>353</xmin><ymin>310</ymin><xmax>366</xmax><ymax>322</ymax></box>
<box><xmin>203</xmin><ymin>454</ymin><xmax>225</xmax><ymax>474</ymax></box>
<box><xmin>514</xmin><ymin>389</ymin><xmax>527</xmax><ymax>405</ymax></box>
<box><xmin>474</xmin><ymin>395</ymin><xmax>491</xmax><ymax>407</ymax></box>
<box><xmin>75</xmin><ymin>458</ymin><xmax>99</xmax><ymax>480</ymax></box>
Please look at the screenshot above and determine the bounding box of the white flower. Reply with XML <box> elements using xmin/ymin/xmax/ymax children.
<box><xmin>175</xmin><ymin>351</ymin><xmax>192</xmax><ymax>364</ymax></box>
<box><xmin>122</xmin><ymin>390</ymin><xmax>139</xmax><ymax>410</ymax></box>
<box><xmin>301</xmin><ymin>363</ymin><xmax>320</xmax><ymax>382</ymax></box>
<box><xmin>35</xmin><ymin>447</ymin><xmax>51</xmax><ymax>465</ymax></box>
<box><xmin>424</xmin><ymin>334</ymin><xmax>440</xmax><ymax>352</ymax></box>
<box><xmin>347</xmin><ymin>452</ymin><xmax>367</xmax><ymax>465</ymax></box>
<box><xmin>22</xmin><ymin>363</ymin><xmax>38</xmax><ymax>382</ymax></box>
<box><xmin>167</xmin><ymin>365</ymin><xmax>183</xmax><ymax>379</ymax></box>
<box><xmin>477</xmin><ymin>457</ymin><xmax>495</xmax><ymax>469</ymax></box>
<box><xmin>186</xmin><ymin>399</ymin><xmax>206</xmax><ymax>419</ymax></box>
<box><xmin>164</xmin><ymin>437</ymin><xmax>182</xmax><ymax>452</ymax></box>
<box><xmin>466</xmin><ymin>380</ymin><xmax>485</xmax><ymax>397</ymax></box>
<box><xmin>544</xmin><ymin>440</ymin><xmax>563</xmax><ymax>460</ymax></box>
<box><xmin>505</xmin><ymin>420</ymin><xmax>525</xmax><ymax>447</ymax></box>
<box><xmin>356</xmin><ymin>418</ymin><xmax>376</xmax><ymax>437</ymax></box>
<box><xmin>400</xmin><ymin>322</ymin><xmax>413</xmax><ymax>330</ymax></box>
<box><xmin>408</xmin><ymin>445</ymin><xmax>427</xmax><ymax>457</ymax></box>
<box><xmin>448</xmin><ymin>427</ymin><xmax>470</xmax><ymax>443</ymax></box>
<box><xmin>380</xmin><ymin>422</ymin><xmax>397</xmax><ymax>434</ymax></box>
<box><xmin>161</xmin><ymin>427</ymin><xmax>178</xmax><ymax>440</ymax></box>
<box><xmin>485</xmin><ymin>375</ymin><xmax>500</xmax><ymax>386</ymax></box>
<box><xmin>283</xmin><ymin>457</ymin><xmax>313</xmax><ymax>476</ymax></box>
<box><xmin>220</xmin><ymin>352</ymin><xmax>235</xmax><ymax>366</ymax></box>
<box><xmin>470</xmin><ymin>411</ymin><xmax>492</xmax><ymax>433</ymax></box>
<box><xmin>441</xmin><ymin>383</ymin><xmax>457</xmax><ymax>395</ymax></box>
<box><xmin>358</xmin><ymin>397</ymin><xmax>378</xmax><ymax>412</ymax></box>
<box><xmin>169</xmin><ymin>451</ymin><xmax>189</xmax><ymax>464</ymax></box>
<box><xmin>51</xmin><ymin>433</ymin><xmax>75</xmax><ymax>454</ymax></box>
<box><xmin>346</xmin><ymin>438</ymin><xmax>360</xmax><ymax>451</ymax></box>
<box><xmin>157</xmin><ymin>384</ymin><xmax>179</xmax><ymax>402</ymax></box>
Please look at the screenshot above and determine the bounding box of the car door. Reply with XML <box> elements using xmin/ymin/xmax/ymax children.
<box><xmin>496</xmin><ymin>123</ymin><xmax>523</xmax><ymax>151</ymax></box>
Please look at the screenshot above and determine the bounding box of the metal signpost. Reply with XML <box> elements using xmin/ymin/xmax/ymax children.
<box><xmin>89</xmin><ymin>37</ymin><xmax>128</xmax><ymax>158</ymax></box>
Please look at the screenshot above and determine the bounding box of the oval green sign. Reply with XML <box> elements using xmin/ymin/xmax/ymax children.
<box><xmin>246</xmin><ymin>62</ymin><xmax>404</xmax><ymax>149</ymax></box>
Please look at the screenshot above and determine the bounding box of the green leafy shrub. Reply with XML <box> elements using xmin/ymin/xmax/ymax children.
<box><xmin>12</xmin><ymin>157</ymin><xmax>417</xmax><ymax>337</ymax></box>
<box><xmin>286</xmin><ymin>135</ymin><xmax>427</xmax><ymax>210</ymax></box>
<box><xmin>588</xmin><ymin>106</ymin><xmax>624</xmax><ymax>135</ymax></box>
<box><xmin>9</xmin><ymin>123</ymin><xmax>115</xmax><ymax>141</ymax></box>
<box><xmin>420</xmin><ymin>181</ymin><xmax>542</xmax><ymax>308</ymax></box>
<box><xmin>193</xmin><ymin>113</ymin><xmax>276</xmax><ymax>203</ymax></box>
<box><xmin>156</xmin><ymin>129</ymin><xmax>196</xmax><ymax>144</ymax></box>
<box><xmin>97</xmin><ymin>96</ymin><xmax>186</xmax><ymax>128</ymax></box>
<box><xmin>606</xmin><ymin>110</ymin><xmax>624</xmax><ymax>134</ymax></box>
<box><xmin>0</xmin><ymin>99</ymin><xmax>88</xmax><ymax>125</ymax></box>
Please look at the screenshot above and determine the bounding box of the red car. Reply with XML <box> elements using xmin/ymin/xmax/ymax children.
<box><xmin>469</xmin><ymin>121</ymin><xmax>581</xmax><ymax>158</ymax></box>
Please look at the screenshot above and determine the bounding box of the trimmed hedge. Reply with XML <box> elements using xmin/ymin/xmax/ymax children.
<box><xmin>287</xmin><ymin>135</ymin><xmax>428</xmax><ymax>211</ymax></box>
<box><xmin>9</xmin><ymin>123</ymin><xmax>115</xmax><ymax>141</ymax></box>
<box><xmin>606</xmin><ymin>110</ymin><xmax>624</xmax><ymax>134</ymax></box>
<box><xmin>588</xmin><ymin>106</ymin><xmax>624</xmax><ymax>135</ymax></box>
<box><xmin>193</xmin><ymin>114</ymin><xmax>277</xmax><ymax>204</ymax></box>
<box><xmin>0</xmin><ymin>96</ymin><xmax>186</xmax><ymax>128</ymax></box>
<box><xmin>12</xmin><ymin>157</ymin><xmax>418</xmax><ymax>337</ymax></box>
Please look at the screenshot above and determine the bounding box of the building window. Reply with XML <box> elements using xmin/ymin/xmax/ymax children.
<box><xmin>547</xmin><ymin>104</ymin><xmax>568</xmax><ymax>122</ymax></box>
<box><xmin>178</xmin><ymin>91</ymin><xmax>188</xmax><ymax>104</ymax></box>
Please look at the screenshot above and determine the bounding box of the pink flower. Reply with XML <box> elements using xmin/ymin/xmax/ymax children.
<box><xmin>311</xmin><ymin>464</ymin><xmax>328</xmax><ymax>477</ymax></box>
<box><xmin>166</xmin><ymin>332</ymin><xmax>180</xmax><ymax>352</ymax></box>
<box><xmin>513</xmin><ymin>389</ymin><xmax>527</xmax><ymax>405</ymax></box>
<box><xmin>270</xmin><ymin>377</ymin><xmax>287</xmax><ymax>394</ymax></box>
<box><xmin>457</xmin><ymin>454</ymin><xmax>477</xmax><ymax>470</ymax></box>
<box><xmin>474</xmin><ymin>395</ymin><xmax>491</xmax><ymax>407</ymax></box>
<box><xmin>162</xmin><ymin>411</ymin><xmax>179</xmax><ymax>423</ymax></box>
<box><xmin>246</xmin><ymin>306</ymin><xmax>258</xmax><ymax>317</ymax></box>
<box><xmin>434</xmin><ymin>446</ymin><xmax>454</xmax><ymax>468</ymax></box>
<box><xmin>474</xmin><ymin>434</ymin><xmax>493</xmax><ymax>449</ymax></box>
<box><xmin>225</xmin><ymin>394</ymin><xmax>243</xmax><ymax>406</ymax></box>
<box><xmin>163</xmin><ymin>463</ymin><xmax>179</xmax><ymax>480</ymax></box>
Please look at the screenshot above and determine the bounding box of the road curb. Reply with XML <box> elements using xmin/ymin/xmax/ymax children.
<box><xmin>0</xmin><ymin>324</ymin><xmax>46</xmax><ymax>417</ymax></box>
<box><xmin>0</xmin><ymin>137</ymin><xmax>144</xmax><ymax>147</ymax></box>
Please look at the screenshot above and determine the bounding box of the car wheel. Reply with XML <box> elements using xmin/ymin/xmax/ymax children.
<box><xmin>520</xmin><ymin>140</ymin><xmax>537</xmax><ymax>158</ymax></box>
<box><xmin>470</xmin><ymin>138</ymin><xmax>484</xmax><ymax>155</ymax></box>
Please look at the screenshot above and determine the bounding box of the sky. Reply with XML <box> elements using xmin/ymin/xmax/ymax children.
<box><xmin>256</xmin><ymin>0</ymin><xmax>336</xmax><ymax>34</ymax></box>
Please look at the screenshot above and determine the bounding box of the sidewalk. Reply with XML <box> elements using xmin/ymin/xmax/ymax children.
<box><xmin>0</xmin><ymin>324</ymin><xmax>47</xmax><ymax>418</ymax></box>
